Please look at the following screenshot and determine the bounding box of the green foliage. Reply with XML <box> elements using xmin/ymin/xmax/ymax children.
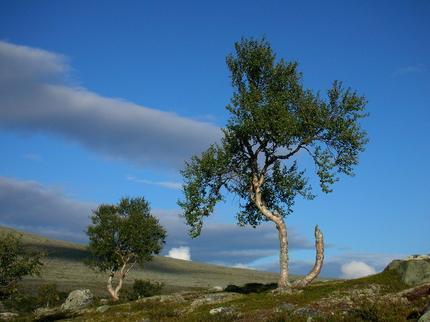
<box><xmin>0</xmin><ymin>233</ymin><xmax>44</xmax><ymax>299</ymax></box>
<box><xmin>86</xmin><ymin>197</ymin><xmax>167</xmax><ymax>273</ymax></box>
<box><xmin>132</xmin><ymin>279</ymin><xmax>164</xmax><ymax>299</ymax></box>
<box><xmin>37</xmin><ymin>283</ymin><xmax>62</xmax><ymax>308</ymax></box>
<box><xmin>179</xmin><ymin>37</ymin><xmax>368</xmax><ymax>236</ymax></box>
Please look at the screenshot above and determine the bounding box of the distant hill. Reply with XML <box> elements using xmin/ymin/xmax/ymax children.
<box><xmin>0</xmin><ymin>226</ymin><xmax>279</xmax><ymax>296</ymax></box>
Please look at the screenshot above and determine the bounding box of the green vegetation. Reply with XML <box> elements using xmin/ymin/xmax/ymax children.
<box><xmin>179</xmin><ymin>37</ymin><xmax>368</xmax><ymax>290</ymax></box>
<box><xmin>67</xmin><ymin>270</ymin><xmax>419</xmax><ymax>322</ymax></box>
<box><xmin>1</xmin><ymin>226</ymin><xmax>427</xmax><ymax>321</ymax></box>
<box><xmin>0</xmin><ymin>232</ymin><xmax>44</xmax><ymax>299</ymax></box>
<box><xmin>130</xmin><ymin>279</ymin><xmax>164</xmax><ymax>299</ymax></box>
<box><xmin>36</xmin><ymin>283</ymin><xmax>63</xmax><ymax>308</ymax></box>
<box><xmin>86</xmin><ymin>197</ymin><xmax>167</xmax><ymax>301</ymax></box>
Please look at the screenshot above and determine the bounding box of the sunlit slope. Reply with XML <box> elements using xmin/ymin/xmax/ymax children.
<box><xmin>0</xmin><ymin>226</ymin><xmax>279</xmax><ymax>295</ymax></box>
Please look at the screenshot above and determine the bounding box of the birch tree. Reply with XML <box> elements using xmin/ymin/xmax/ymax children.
<box><xmin>86</xmin><ymin>197</ymin><xmax>166</xmax><ymax>300</ymax></box>
<box><xmin>178</xmin><ymin>38</ymin><xmax>368</xmax><ymax>291</ymax></box>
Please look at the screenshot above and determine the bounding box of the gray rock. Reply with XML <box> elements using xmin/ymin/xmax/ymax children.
<box><xmin>99</xmin><ymin>299</ymin><xmax>109</xmax><ymax>305</ymax></box>
<box><xmin>189</xmin><ymin>292</ymin><xmax>243</xmax><ymax>312</ymax></box>
<box><xmin>136</xmin><ymin>293</ymin><xmax>185</xmax><ymax>303</ymax></box>
<box><xmin>212</xmin><ymin>286</ymin><xmax>223</xmax><ymax>292</ymax></box>
<box><xmin>209</xmin><ymin>306</ymin><xmax>236</xmax><ymax>315</ymax></box>
<box><xmin>385</xmin><ymin>257</ymin><xmax>430</xmax><ymax>286</ymax></box>
<box><xmin>0</xmin><ymin>312</ymin><xmax>19</xmax><ymax>320</ymax></box>
<box><xmin>419</xmin><ymin>309</ymin><xmax>430</xmax><ymax>322</ymax></box>
<box><xmin>96</xmin><ymin>305</ymin><xmax>110</xmax><ymax>313</ymax></box>
<box><xmin>294</xmin><ymin>307</ymin><xmax>321</xmax><ymax>318</ymax></box>
<box><xmin>61</xmin><ymin>289</ymin><xmax>93</xmax><ymax>311</ymax></box>
<box><xmin>406</xmin><ymin>254</ymin><xmax>430</xmax><ymax>261</ymax></box>
<box><xmin>276</xmin><ymin>303</ymin><xmax>296</xmax><ymax>312</ymax></box>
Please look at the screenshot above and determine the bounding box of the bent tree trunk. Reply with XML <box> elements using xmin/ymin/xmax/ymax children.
<box><xmin>107</xmin><ymin>263</ymin><xmax>128</xmax><ymax>301</ymax></box>
<box><xmin>291</xmin><ymin>225</ymin><xmax>324</xmax><ymax>288</ymax></box>
<box><xmin>253</xmin><ymin>177</ymin><xmax>325</xmax><ymax>290</ymax></box>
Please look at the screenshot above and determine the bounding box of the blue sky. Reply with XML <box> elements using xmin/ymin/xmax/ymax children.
<box><xmin>0</xmin><ymin>0</ymin><xmax>429</xmax><ymax>278</ymax></box>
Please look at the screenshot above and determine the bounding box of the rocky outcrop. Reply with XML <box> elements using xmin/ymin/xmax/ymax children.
<box><xmin>61</xmin><ymin>289</ymin><xmax>93</xmax><ymax>311</ymax></box>
<box><xmin>385</xmin><ymin>255</ymin><xmax>430</xmax><ymax>286</ymax></box>
<box><xmin>34</xmin><ymin>289</ymin><xmax>94</xmax><ymax>321</ymax></box>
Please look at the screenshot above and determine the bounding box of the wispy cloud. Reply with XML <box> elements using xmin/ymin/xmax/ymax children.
<box><xmin>126</xmin><ymin>175</ymin><xmax>182</xmax><ymax>190</ymax></box>
<box><xmin>0</xmin><ymin>41</ymin><xmax>221</xmax><ymax>169</ymax></box>
<box><xmin>231</xmin><ymin>263</ymin><xmax>256</xmax><ymax>270</ymax></box>
<box><xmin>393</xmin><ymin>64</ymin><xmax>426</xmax><ymax>77</ymax></box>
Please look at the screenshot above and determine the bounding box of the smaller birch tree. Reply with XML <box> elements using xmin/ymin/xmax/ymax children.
<box><xmin>86</xmin><ymin>197</ymin><xmax>166</xmax><ymax>301</ymax></box>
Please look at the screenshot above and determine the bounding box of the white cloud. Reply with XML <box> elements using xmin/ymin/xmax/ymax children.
<box><xmin>126</xmin><ymin>175</ymin><xmax>181</xmax><ymax>190</ymax></box>
<box><xmin>232</xmin><ymin>263</ymin><xmax>256</xmax><ymax>270</ymax></box>
<box><xmin>341</xmin><ymin>260</ymin><xmax>376</xmax><ymax>279</ymax></box>
<box><xmin>166</xmin><ymin>246</ymin><xmax>191</xmax><ymax>261</ymax></box>
<box><xmin>0</xmin><ymin>41</ymin><xmax>221</xmax><ymax>169</ymax></box>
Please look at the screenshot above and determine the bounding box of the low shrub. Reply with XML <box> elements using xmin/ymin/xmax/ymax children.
<box><xmin>132</xmin><ymin>279</ymin><xmax>164</xmax><ymax>299</ymax></box>
<box><xmin>224</xmin><ymin>282</ymin><xmax>277</xmax><ymax>294</ymax></box>
<box><xmin>37</xmin><ymin>283</ymin><xmax>62</xmax><ymax>308</ymax></box>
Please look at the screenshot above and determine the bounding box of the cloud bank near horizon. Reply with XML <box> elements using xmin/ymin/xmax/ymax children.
<box><xmin>0</xmin><ymin>176</ymin><xmax>404</xmax><ymax>277</ymax></box>
<box><xmin>0</xmin><ymin>176</ymin><xmax>310</xmax><ymax>265</ymax></box>
<box><xmin>0</xmin><ymin>41</ymin><xmax>221</xmax><ymax>169</ymax></box>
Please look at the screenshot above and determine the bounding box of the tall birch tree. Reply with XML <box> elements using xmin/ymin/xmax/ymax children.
<box><xmin>178</xmin><ymin>38</ymin><xmax>368</xmax><ymax>291</ymax></box>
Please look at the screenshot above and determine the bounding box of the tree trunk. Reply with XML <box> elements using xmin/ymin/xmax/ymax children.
<box><xmin>252</xmin><ymin>176</ymin><xmax>291</xmax><ymax>290</ymax></box>
<box><xmin>107</xmin><ymin>272</ymin><xmax>119</xmax><ymax>301</ymax></box>
<box><xmin>106</xmin><ymin>263</ymin><xmax>127</xmax><ymax>301</ymax></box>
<box><xmin>291</xmin><ymin>225</ymin><xmax>324</xmax><ymax>289</ymax></box>
<box><xmin>276</xmin><ymin>219</ymin><xmax>291</xmax><ymax>290</ymax></box>
<box><xmin>252</xmin><ymin>175</ymin><xmax>324</xmax><ymax>291</ymax></box>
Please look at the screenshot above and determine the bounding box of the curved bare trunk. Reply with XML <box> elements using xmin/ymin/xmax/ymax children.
<box><xmin>107</xmin><ymin>272</ymin><xmax>120</xmax><ymax>301</ymax></box>
<box><xmin>291</xmin><ymin>225</ymin><xmax>324</xmax><ymax>289</ymax></box>
<box><xmin>107</xmin><ymin>262</ymin><xmax>128</xmax><ymax>301</ymax></box>
<box><xmin>251</xmin><ymin>175</ymin><xmax>324</xmax><ymax>290</ymax></box>
<box><xmin>252</xmin><ymin>176</ymin><xmax>291</xmax><ymax>290</ymax></box>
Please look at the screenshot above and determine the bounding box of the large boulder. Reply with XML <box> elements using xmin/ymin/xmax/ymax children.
<box><xmin>61</xmin><ymin>289</ymin><xmax>94</xmax><ymax>311</ymax></box>
<box><xmin>385</xmin><ymin>255</ymin><xmax>430</xmax><ymax>286</ymax></box>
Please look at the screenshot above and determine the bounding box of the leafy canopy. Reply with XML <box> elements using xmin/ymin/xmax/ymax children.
<box><xmin>179</xmin><ymin>37</ymin><xmax>368</xmax><ymax>236</ymax></box>
<box><xmin>0</xmin><ymin>233</ymin><xmax>44</xmax><ymax>298</ymax></box>
<box><xmin>87</xmin><ymin>197</ymin><xmax>167</xmax><ymax>272</ymax></box>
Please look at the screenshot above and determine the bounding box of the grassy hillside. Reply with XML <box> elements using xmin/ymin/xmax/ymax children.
<box><xmin>0</xmin><ymin>226</ymin><xmax>279</xmax><ymax>296</ymax></box>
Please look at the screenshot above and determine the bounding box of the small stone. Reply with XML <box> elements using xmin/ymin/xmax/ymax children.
<box><xmin>212</xmin><ymin>286</ymin><xmax>223</xmax><ymax>292</ymax></box>
<box><xmin>0</xmin><ymin>312</ymin><xmax>19</xmax><ymax>320</ymax></box>
<box><xmin>209</xmin><ymin>306</ymin><xmax>236</xmax><ymax>315</ymax></box>
<box><xmin>96</xmin><ymin>305</ymin><xmax>110</xmax><ymax>313</ymax></box>
<box><xmin>276</xmin><ymin>303</ymin><xmax>296</xmax><ymax>312</ymax></box>
<box><xmin>294</xmin><ymin>307</ymin><xmax>321</xmax><ymax>318</ymax></box>
<box><xmin>99</xmin><ymin>299</ymin><xmax>109</xmax><ymax>305</ymax></box>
